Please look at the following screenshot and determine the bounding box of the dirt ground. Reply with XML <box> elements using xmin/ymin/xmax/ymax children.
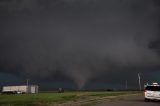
<box><xmin>97</xmin><ymin>95</ymin><xmax>160</xmax><ymax>106</ymax></box>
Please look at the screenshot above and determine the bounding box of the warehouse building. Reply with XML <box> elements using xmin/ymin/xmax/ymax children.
<box><xmin>2</xmin><ymin>85</ymin><xmax>38</xmax><ymax>94</ymax></box>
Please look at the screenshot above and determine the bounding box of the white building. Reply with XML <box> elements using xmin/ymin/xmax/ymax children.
<box><xmin>2</xmin><ymin>85</ymin><xmax>38</xmax><ymax>94</ymax></box>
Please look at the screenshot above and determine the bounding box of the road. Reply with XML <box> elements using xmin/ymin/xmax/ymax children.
<box><xmin>97</xmin><ymin>95</ymin><xmax>160</xmax><ymax>106</ymax></box>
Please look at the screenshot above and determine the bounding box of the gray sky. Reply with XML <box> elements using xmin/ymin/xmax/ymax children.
<box><xmin>0</xmin><ymin>0</ymin><xmax>160</xmax><ymax>90</ymax></box>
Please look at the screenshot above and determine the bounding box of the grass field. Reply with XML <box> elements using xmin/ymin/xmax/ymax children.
<box><xmin>0</xmin><ymin>91</ymin><xmax>140</xmax><ymax>106</ymax></box>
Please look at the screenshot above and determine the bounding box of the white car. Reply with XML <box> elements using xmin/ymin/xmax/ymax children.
<box><xmin>144</xmin><ymin>83</ymin><xmax>160</xmax><ymax>101</ymax></box>
<box><xmin>16</xmin><ymin>91</ymin><xmax>23</xmax><ymax>94</ymax></box>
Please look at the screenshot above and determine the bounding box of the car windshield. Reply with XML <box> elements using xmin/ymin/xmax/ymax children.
<box><xmin>146</xmin><ymin>86</ymin><xmax>160</xmax><ymax>91</ymax></box>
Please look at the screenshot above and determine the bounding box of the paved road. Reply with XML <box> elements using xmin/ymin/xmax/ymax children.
<box><xmin>97</xmin><ymin>95</ymin><xmax>160</xmax><ymax>106</ymax></box>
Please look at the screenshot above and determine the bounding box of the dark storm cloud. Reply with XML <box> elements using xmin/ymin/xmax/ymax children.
<box><xmin>0</xmin><ymin>0</ymin><xmax>160</xmax><ymax>89</ymax></box>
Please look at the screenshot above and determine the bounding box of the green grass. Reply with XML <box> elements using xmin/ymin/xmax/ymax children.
<box><xmin>0</xmin><ymin>91</ymin><xmax>140</xmax><ymax>106</ymax></box>
<box><xmin>0</xmin><ymin>92</ymin><xmax>76</xmax><ymax>106</ymax></box>
<box><xmin>89</xmin><ymin>91</ymin><xmax>139</xmax><ymax>97</ymax></box>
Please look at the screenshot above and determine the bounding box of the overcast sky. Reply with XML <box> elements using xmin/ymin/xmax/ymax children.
<box><xmin>0</xmin><ymin>0</ymin><xmax>160</xmax><ymax>90</ymax></box>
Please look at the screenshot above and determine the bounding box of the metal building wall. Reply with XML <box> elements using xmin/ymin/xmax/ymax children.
<box><xmin>2</xmin><ymin>85</ymin><xmax>38</xmax><ymax>93</ymax></box>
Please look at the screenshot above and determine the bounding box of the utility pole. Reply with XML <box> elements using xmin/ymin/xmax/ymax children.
<box><xmin>26</xmin><ymin>79</ymin><xmax>29</xmax><ymax>93</ymax></box>
<box><xmin>125</xmin><ymin>80</ymin><xmax>128</xmax><ymax>90</ymax></box>
<box><xmin>138</xmin><ymin>73</ymin><xmax>141</xmax><ymax>91</ymax></box>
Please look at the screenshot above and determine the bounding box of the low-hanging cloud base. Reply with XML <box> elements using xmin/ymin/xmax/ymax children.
<box><xmin>0</xmin><ymin>0</ymin><xmax>160</xmax><ymax>89</ymax></box>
